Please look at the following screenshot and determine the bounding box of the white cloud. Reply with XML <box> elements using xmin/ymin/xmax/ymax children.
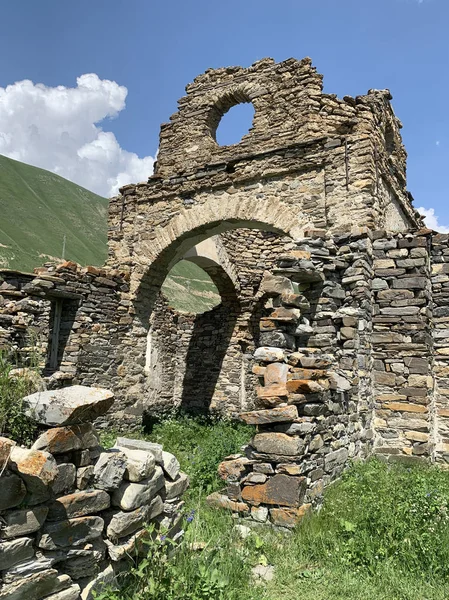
<box><xmin>417</xmin><ymin>207</ymin><xmax>449</xmax><ymax>233</ymax></box>
<box><xmin>0</xmin><ymin>74</ymin><xmax>154</xmax><ymax>197</ymax></box>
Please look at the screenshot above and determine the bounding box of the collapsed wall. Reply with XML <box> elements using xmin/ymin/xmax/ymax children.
<box><xmin>0</xmin><ymin>387</ymin><xmax>188</xmax><ymax>600</ymax></box>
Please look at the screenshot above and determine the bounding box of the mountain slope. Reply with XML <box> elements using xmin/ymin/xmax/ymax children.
<box><xmin>0</xmin><ymin>154</ymin><xmax>220</xmax><ymax>312</ymax></box>
<box><xmin>0</xmin><ymin>154</ymin><xmax>108</xmax><ymax>272</ymax></box>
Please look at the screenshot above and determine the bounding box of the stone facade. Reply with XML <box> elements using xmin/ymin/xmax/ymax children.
<box><xmin>1</xmin><ymin>57</ymin><xmax>448</xmax><ymax>529</ymax></box>
<box><xmin>0</xmin><ymin>388</ymin><xmax>188</xmax><ymax>600</ymax></box>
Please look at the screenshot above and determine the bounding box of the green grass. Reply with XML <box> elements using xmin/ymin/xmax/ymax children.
<box><xmin>100</xmin><ymin>418</ymin><xmax>449</xmax><ymax>600</ymax></box>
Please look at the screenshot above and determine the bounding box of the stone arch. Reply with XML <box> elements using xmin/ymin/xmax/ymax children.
<box><xmin>131</xmin><ymin>194</ymin><xmax>307</xmax><ymax>309</ymax></box>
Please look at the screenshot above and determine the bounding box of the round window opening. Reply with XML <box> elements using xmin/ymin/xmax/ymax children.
<box><xmin>215</xmin><ymin>102</ymin><xmax>255</xmax><ymax>147</ymax></box>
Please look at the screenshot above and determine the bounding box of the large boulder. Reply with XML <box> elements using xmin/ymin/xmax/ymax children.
<box><xmin>24</xmin><ymin>386</ymin><xmax>114</xmax><ymax>426</ymax></box>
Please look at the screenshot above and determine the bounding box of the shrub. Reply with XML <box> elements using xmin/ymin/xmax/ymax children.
<box><xmin>0</xmin><ymin>354</ymin><xmax>38</xmax><ymax>445</ymax></box>
<box><xmin>146</xmin><ymin>414</ymin><xmax>252</xmax><ymax>493</ymax></box>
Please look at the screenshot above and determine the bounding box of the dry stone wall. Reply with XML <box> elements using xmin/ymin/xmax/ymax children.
<box><xmin>0</xmin><ymin>386</ymin><xmax>188</xmax><ymax>600</ymax></box>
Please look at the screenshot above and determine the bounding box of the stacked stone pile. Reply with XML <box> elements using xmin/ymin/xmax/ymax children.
<box><xmin>208</xmin><ymin>231</ymin><xmax>374</xmax><ymax>528</ymax></box>
<box><xmin>0</xmin><ymin>386</ymin><xmax>189</xmax><ymax>600</ymax></box>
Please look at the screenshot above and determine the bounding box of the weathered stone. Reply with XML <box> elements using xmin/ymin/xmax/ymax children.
<box><xmin>0</xmin><ymin>536</ymin><xmax>34</xmax><ymax>570</ymax></box>
<box><xmin>94</xmin><ymin>451</ymin><xmax>127</xmax><ymax>491</ymax></box>
<box><xmin>53</xmin><ymin>463</ymin><xmax>76</xmax><ymax>495</ymax></box>
<box><xmin>269</xmin><ymin>504</ymin><xmax>311</xmax><ymax>528</ymax></box>
<box><xmin>106</xmin><ymin>495</ymin><xmax>163</xmax><ymax>540</ymax></box>
<box><xmin>269</xmin><ymin>307</ymin><xmax>301</xmax><ymax>323</ymax></box>
<box><xmin>218</xmin><ymin>457</ymin><xmax>251</xmax><ymax>481</ymax></box>
<box><xmin>161</xmin><ymin>451</ymin><xmax>180</xmax><ymax>481</ymax></box>
<box><xmin>76</xmin><ymin>465</ymin><xmax>94</xmax><ymax>490</ymax></box>
<box><xmin>43</xmin><ymin>584</ymin><xmax>81</xmax><ymax>600</ymax></box>
<box><xmin>0</xmin><ymin>569</ymin><xmax>72</xmax><ymax>600</ymax></box>
<box><xmin>253</xmin><ymin>347</ymin><xmax>286</xmax><ymax>363</ymax></box>
<box><xmin>114</xmin><ymin>437</ymin><xmax>163</xmax><ymax>464</ymax></box>
<box><xmin>113</xmin><ymin>446</ymin><xmax>156</xmax><ymax>483</ymax></box>
<box><xmin>0</xmin><ymin>505</ymin><xmax>48</xmax><ymax>539</ymax></box>
<box><xmin>240</xmin><ymin>405</ymin><xmax>298</xmax><ymax>425</ymax></box>
<box><xmin>264</xmin><ymin>362</ymin><xmax>289</xmax><ymax>386</ymax></box>
<box><xmin>32</xmin><ymin>424</ymin><xmax>100</xmax><ymax>454</ymax></box>
<box><xmin>324</xmin><ymin>448</ymin><xmax>348</xmax><ymax>471</ymax></box>
<box><xmin>112</xmin><ymin>466</ymin><xmax>165</xmax><ymax>511</ymax></box>
<box><xmin>286</xmin><ymin>379</ymin><xmax>324</xmax><ymax>394</ymax></box>
<box><xmin>241</xmin><ymin>474</ymin><xmax>306</xmax><ymax>507</ymax></box>
<box><xmin>164</xmin><ymin>472</ymin><xmax>189</xmax><ymax>500</ymax></box>
<box><xmin>47</xmin><ymin>490</ymin><xmax>111</xmax><ymax>521</ymax></box>
<box><xmin>0</xmin><ymin>471</ymin><xmax>26</xmax><ymax>511</ymax></box>
<box><xmin>259</xmin><ymin>273</ymin><xmax>293</xmax><ymax>296</ymax></box>
<box><xmin>206</xmin><ymin>492</ymin><xmax>249</xmax><ymax>513</ymax></box>
<box><xmin>9</xmin><ymin>446</ymin><xmax>58</xmax><ymax>504</ymax></box>
<box><xmin>0</xmin><ymin>436</ymin><xmax>15</xmax><ymax>464</ymax></box>
<box><xmin>251</xmin><ymin>506</ymin><xmax>269</xmax><ymax>522</ymax></box>
<box><xmin>38</xmin><ymin>516</ymin><xmax>104</xmax><ymax>549</ymax></box>
<box><xmin>259</xmin><ymin>331</ymin><xmax>295</xmax><ymax>349</ymax></box>
<box><xmin>24</xmin><ymin>385</ymin><xmax>114</xmax><ymax>426</ymax></box>
<box><xmin>253</xmin><ymin>433</ymin><xmax>304</xmax><ymax>456</ymax></box>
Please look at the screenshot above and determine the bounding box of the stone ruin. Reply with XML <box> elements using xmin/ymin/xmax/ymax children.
<box><xmin>1</xmin><ymin>56</ymin><xmax>449</xmax><ymax>539</ymax></box>
<box><xmin>0</xmin><ymin>387</ymin><xmax>188</xmax><ymax>599</ymax></box>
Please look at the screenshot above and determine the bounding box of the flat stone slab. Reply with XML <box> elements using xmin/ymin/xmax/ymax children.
<box><xmin>240</xmin><ymin>406</ymin><xmax>298</xmax><ymax>425</ymax></box>
<box><xmin>24</xmin><ymin>385</ymin><xmax>114</xmax><ymax>426</ymax></box>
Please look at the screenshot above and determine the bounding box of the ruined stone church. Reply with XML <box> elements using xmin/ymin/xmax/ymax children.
<box><xmin>2</xmin><ymin>57</ymin><xmax>449</xmax><ymax>514</ymax></box>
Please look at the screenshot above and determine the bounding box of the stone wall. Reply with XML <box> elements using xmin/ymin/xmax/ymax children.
<box><xmin>0</xmin><ymin>387</ymin><xmax>188</xmax><ymax>600</ymax></box>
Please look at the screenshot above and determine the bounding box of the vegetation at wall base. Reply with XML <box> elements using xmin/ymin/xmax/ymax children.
<box><xmin>100</xmin><ymin>418</ymin><xmax>449</xmax><ymax>599</ymax></box>
<box><xmin>0</xmin><ymin>354</ymin><xmax>38</xmax><ymax>445</ymax></box>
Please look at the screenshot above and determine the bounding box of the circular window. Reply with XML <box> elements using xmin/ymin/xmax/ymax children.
<box><xmin>215</xmin><ymin>102</ymin><xmax>255</xmax><ymax>147</ymax></box>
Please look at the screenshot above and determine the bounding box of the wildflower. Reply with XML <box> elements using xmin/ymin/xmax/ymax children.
<box><xmin>186</xmin><ymin>509</ymin><xmax>196</xmax><ymax>523</ymax></box>
<box><xmin>159</xmin><ymin>534</ymin><xmax>167</xmax><ymax>542</ymax></box>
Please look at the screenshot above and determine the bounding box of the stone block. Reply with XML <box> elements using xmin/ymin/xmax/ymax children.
<box><xmin>0</xmin><ymin>471</ymin><xmax>26</xmax><ymax>511</ymax></box>
<box><xmin>392</xmin><ymin>277</ymin><xmax>427</xmax><ymax>290</ymax></box>
<box><xmin>253</xmin><ymin>347</ymin><xmax>286</xmax><ymax>362</ymax></box>
<box><xmin>94</xmin><ymin>451</ymin><xmax>127</xmax><ymax>491</ymax></box>
<box><xmin>164</xmin><ymin>472</ymin><xmax>189</xmax><ymax>500</ymax></box>
<box><xmin>9</xmin><ymin>446</ymin><xmax>58</xmax><ymax>505</ymax></box>
<box><xmin>269</xmin><ymin>504</ymin><xmax>311</xmax><ymax>528</ymax></box>
<box><xmin>269</xmin><ymin>307</ymin><xmax>301</xmax><ymax>323</ymax></box>
<box><xmin>38</xmin><ymin>516</ymin><xmax>104</xmax><ymax>549</ymax></box>
<box><xmin>324</xmin><ymin>448</ymin><xmax>348</xmax><ymax>471</ymax></box>
<box><xmin>53</xmin><ymin>463</ymin><xmax>76</xmax><ymax>495</ymax></box>
<box><xmin>240</xmin><ymin>406</ymin><xmax>298</xmax><ymax>425</ymax></box>
<box><xmin>218</xmin><ymin>457</ymin><xmax>251</xmax><ymax>481</ymax></box>
<box><xmin>112</xmin><ymin>466</ymin><xmax>165</xmax><ymax>511</ymax></box>
<box><xmin>161</xmin><ymin>451</ymin><xmax>180</xmax><ymax>481</ymax></box>
<box><xmin>259</xmin><ymin>273</ymin><xmax>293</xmax><ymax>296</ymax></box>
<box><xmin>253</xmin><ymin>433</ymin><xmax>304</xmax><ymax>456</ymax></box>
<box><xmin>0</xmin><ymin>436</ymin><xmax>15</xmax><ymax>464</ymax></box>
<box><xmin>241</xmin><ymin>474</ymin><xmax>306</xmax><ymax>507</ymax></box>
<box><xmin>47</xmin><ymin>490</ymin><xmax>111</xmax><ymax>521</ymax></box>
<box><xmin>251</xmin><ymin>506</ymin><xmax>269</xmax><ymax>522</ymax></box>
<box><xmin>43</xmin><ymin>584</ymin><xmax>81</xmax><ymax>600</ymax></box>
<box><xmin>0</xmin><ymin>569</ymin><xmax>72</xmax><ymax>600</ymax></box>
<box><xmin>114</xmin><ymin>446</ymin><xmax>156</xmax><ymax>482</ymax></box>
<box><xmin>0</xmin><ymin>505</ymin><xmax>48</xmax><ymax>539</ymax></box>
<box><xmin>106</xmin><ymin>495</ymin><xmax>163</xmax><ymax>541</ymax></box>
<box><xmin>286</xmin><ymin>379</ymin><xmax>324</xmax><ymax>394</ymax></box>
<box><xmin>24</xmin><ymin>385</ymin><xmax>114</xmax><ymax>426</ymax></box>
<box><xmin>77</xmin><ymin>465</ymin><xmax>94</xmax><ymax>490</ymax></box>
<box><xmin>33</xmin><ymin>424</ymin><xmax>100</xmax><ymax>454</ymax></box>
<box><xmin>264</xmin><ymin>362</ymin><xmax>289</xmax><ymax>386</ymax></box>
<box><xmin>259</xmin><ymin>331</ymin><xmax>295</xmax><ymax>349</ymax></box>
<box><xmin>206</xmin><ymin>492</ymin><xmax>249</xmax><ymax>514</ymax></box>
<box><xmin>0</xmin><ymin>536</ymin><xmax>34</xmax><ymax>570</ymax></box>
<box><xmin>114</xmin><ymin>437</ymin><xmax>163</xmax><ymax>464</ymax></box>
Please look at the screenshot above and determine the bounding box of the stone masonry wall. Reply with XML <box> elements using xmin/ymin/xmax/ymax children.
<box><xmin>0</xmin><ymin>389</ymin><xmax>188</xmax><ymax>600</ymax></box>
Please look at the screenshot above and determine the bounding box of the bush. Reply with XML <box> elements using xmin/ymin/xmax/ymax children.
<box><xmin>0</xmin><ymin>354</ymin><xmax>38</xmax><ymax>445</ymax></box>
<box><xmin>146</xmin><ymin>414</ymin><xmax>252</xmax><ymax>493</ymax></box>
<box><xmin>298</xmin><ymin>458</ymin><xmax>449</xmax><ymax>578</ymax></box>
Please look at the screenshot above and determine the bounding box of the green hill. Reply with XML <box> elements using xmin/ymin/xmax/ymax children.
<box><xmin>0</xmin><ymin>154</ymin><xmax>108</xmax><ymax>272</ymax></box>
<box><xmin>0</xmin><ymin>154</ymin><xmax>219</xmax><ymax>312</ymax></box>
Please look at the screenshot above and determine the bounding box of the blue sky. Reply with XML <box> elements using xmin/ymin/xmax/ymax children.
<box><xmin>0</xmin><ymin>0</ymin><xmax>447</xmax><ymax>227</ymax></box>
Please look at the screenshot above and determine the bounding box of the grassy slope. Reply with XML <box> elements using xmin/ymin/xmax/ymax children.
<box><xmin>0</xmin><ymin>154</ymin><xmax>108</xmax><ymax>271</ymax></box>
<box><xmin>0</xmin><ymin>154</ymin><xmax>219</xmax><ymax>311</ymax></box>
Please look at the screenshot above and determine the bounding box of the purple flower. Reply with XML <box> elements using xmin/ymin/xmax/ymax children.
<box><xmin>186</xmin><ymin>509</ymin><xmax>195</xmax><ymax>523</ymax></box>
<box><xmin>159</xmin><ymin>534</ymin><xmax>167</xmax><ymax>542</ymax></box>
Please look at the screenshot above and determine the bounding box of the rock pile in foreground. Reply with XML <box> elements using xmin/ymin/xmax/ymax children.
<box><xmin>0</xmin><ymin>386</ymin><xmax>189</xmax><ymax>600</ymax></box>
